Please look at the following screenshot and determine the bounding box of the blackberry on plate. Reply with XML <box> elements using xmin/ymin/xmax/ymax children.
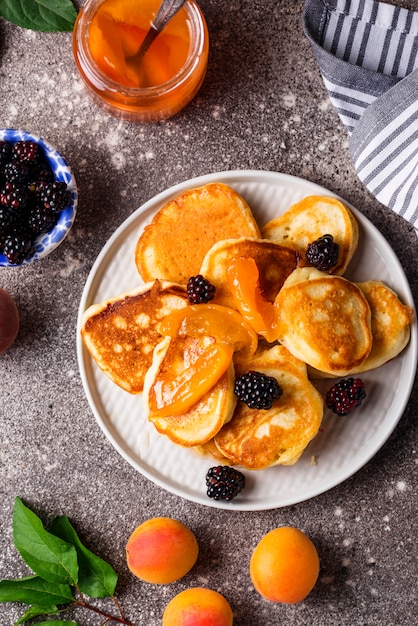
<box><xmin>306</xmin><ymin>234</ymin><xmax>340</xmax><ymax>271</ymax></box>
<box><xmin>206</xmin><ymin>465</ymin><xmax>246</xmax><ymax>501</ymax></box>
<box><xmin>234</xmin><ymin>370</ymin><xmax>283</xmax><ymax>410</ymax></box>
<box><xmin>0</xmin><ymin>206</ymin><xmax>14</xmax><ymax>235</ymax></box>
<box><xmin>326</xmin><ymin>377</ymin><xmax>366</xmax><ymax>416</ymax></box>
<box><xmin>28</xmin><ymin>165</ymin><xmax>55</xmax><ymax>191</ymax></box>
<box><xmin>187</xmin><ymin>274</ymin><xmax>216</xmax><ymax>304</ymax></box>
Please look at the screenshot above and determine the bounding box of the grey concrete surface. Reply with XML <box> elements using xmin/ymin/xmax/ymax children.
<box><xmin>0</xmin><ymin>1</ymin><xmax>417</xmax><ymax>625</ymax></box>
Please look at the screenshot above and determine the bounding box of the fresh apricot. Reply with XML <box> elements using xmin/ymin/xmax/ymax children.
<box><xmin>0</xmin><ymin>288</ymin><xmax>19</xmax><ymax>354</ymax></box>
<box><xmin>126</xmin><ymin>517</ymin><xmax>199</xmax><ymax>584</ymax></box>
<box><xmin>250</xmin><ymin>526</ymin><xmax>319</xmax><ymax>604</ymax></box>
<box><xmin>162</xmin><ymin>587</ymin><xmax>233</xmax><ymax>626</ymax></box>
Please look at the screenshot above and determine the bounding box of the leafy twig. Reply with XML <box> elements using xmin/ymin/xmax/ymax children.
<box><xmin>0</xmin><ymin>498</ymin><xmax>134</xmax><ymax>626</ymax></box>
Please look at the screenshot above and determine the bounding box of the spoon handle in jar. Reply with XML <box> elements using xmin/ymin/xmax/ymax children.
<box><xmin>132</xmin><ymin>0</ymin><xmax>186</xmax><ymax>62</ymax></box>
<box><xmin>152</xmin><ymin>0</ymin><xmax>186</xmax><ymax>32</ymax></box>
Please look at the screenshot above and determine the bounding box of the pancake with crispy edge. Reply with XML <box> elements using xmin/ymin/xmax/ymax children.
<box><xmin>213</xmin><ymin>344</ymin><xmax>324</xmax><ymax>469</ymax></box>
<box><xmin>80</xmin><ymin>280</ymin><xmax>189</xmax><ymax>394</ymax></box>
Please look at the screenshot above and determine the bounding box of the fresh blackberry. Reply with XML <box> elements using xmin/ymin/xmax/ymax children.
<box><xmin>38</xmin><ymin>180</ymin><xmax>71</xmax><ymax>213</ymax></box>
<box><xmin>306</xmin><ymin>234</ymin><xmax>340</xmax><ymax>271</ymax></box>
<box><xmin>206</xmin><ymin>465</ymin><xmax>246</xmax><ymax>501</ymax></box>
<box><xmin>187</xmin><ymin>274</ymin><xmax>216</xmax><ymax>304</ymax></box>
<box><xmin>28</xmin><ymin>165</ymin><xmax>55</xmax><ymax>191</ymax></box>
<box><xmin>0</xmin><ymin>140</ymin><xmax>67</xmax><ymax>263</ymax></box>
<box><xmin>325</xmin><ymin>377</ymin><xmax>366</xmax><ymax>416</ymax></box>
<box><xmin>0</xmin><ymin>142</ymin><xmax>12</xmax><ymax>168</ymax></box>
<box><xmin>12</xmin><ymin>140</ymin><xmax>40</xmax><ymax>163</ymax></box>
<box><xmin>27</xmin><ymin>204</ymin><xmax>57</xmax><ymax>234</ymax></box>
<box><xmin>0</xmin><ymin>206</ymin><xmax>14</xmax><ymax>239</ymax></box>
<box><xmin>2</xmin><ymin>161</ymin><xmax>31</xmax><ymax>186</ymax></box>
<box><xmin>0</xmin><ymin>182</ymin><xmax>30</xmax><ymax>209</ymax></box>
<box><xmin>234</xmin><ymin>370</ymin><xmax>283</xmax><ymax>410</ymax></box>
<box><xmin>1</xmin><ymin>232</ymin><xmax>32</xmax><ymax>264</ymax></box>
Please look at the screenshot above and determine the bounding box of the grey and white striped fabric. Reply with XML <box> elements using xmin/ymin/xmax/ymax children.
<box><xmin>303</xmin><ymin>0</ymin><xmax>418</xmax><ymax>231</ymax></box>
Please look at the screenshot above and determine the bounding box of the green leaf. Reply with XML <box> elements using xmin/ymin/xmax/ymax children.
<box><xmin>15</xmin><ymin>604</ymin><xmax>59</xmax><ymax>624</ymax></box>
<box><xmin>29</xmin><ymin>622</ymin><xmax>77</xmax><ymax>625</ymax></box>
<box><xmin>0</xmin><ymin>0</ymin><xmax>77</xmax><ymax>32</ymax></box>
<box><xmin>50</xmin><ymin>516</ymin><xmax>118</xmax><ymax>598</ymax></box>
<box><xmin>0</xmin><ymin>575</ymin><xmax>73</xmax><ymax>604</ymax></box>
<box><xmin>12</xmin><ymin>498</ymin><xmax>78</xmax><ymax>586</ymax></box>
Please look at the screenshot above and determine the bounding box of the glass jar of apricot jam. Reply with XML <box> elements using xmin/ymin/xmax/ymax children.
<box><xmin>72</xmin><ymin>0</ymin><xmax>209</xmax><ymax>122</ymax></box>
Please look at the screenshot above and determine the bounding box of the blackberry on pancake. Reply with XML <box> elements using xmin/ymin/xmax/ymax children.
<box><xmin>262</xmin><ymin>195</ymin><xmax>358</xmax><ymax>275</ymax></box>
<box><xmin>213</xmin><ymin>345</ymin><xmax>323</xmax><ymax>469</ymax></box>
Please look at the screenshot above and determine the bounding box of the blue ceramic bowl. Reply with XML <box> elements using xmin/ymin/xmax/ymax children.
<box><xmin>0</xmin><ymin>128</ymin><xmax>78</xmax><ymax>266</ymax></box>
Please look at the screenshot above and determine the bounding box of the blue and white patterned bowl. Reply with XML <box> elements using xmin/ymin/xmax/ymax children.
<box><xmin>0</xmin><ymin>128</ymin><xmax>78</xmax><ymax>266</ymax></box>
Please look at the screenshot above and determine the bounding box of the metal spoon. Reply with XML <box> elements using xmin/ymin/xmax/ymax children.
<box><xmin>125</xmin><ymin>0</ymin><xmax>186</xmax><ymax>78</ymax></box>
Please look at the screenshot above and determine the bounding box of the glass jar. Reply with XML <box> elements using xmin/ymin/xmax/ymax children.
<box><xmin>72</xmin><ymin>0</ymin><xmax>209</xmax><ymax>122</ymax></box>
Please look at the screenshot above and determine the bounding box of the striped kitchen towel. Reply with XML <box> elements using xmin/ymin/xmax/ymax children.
<box><xmin>303</xmin><ymin>0</ymin><xmax>418</xmax><ymax>231</ymax></box>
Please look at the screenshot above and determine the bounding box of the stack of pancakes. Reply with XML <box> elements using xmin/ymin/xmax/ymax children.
<box><xmin>81</xmin><ymin>184</ymin><xmax>413</xmax><ymax>470</ymax></box>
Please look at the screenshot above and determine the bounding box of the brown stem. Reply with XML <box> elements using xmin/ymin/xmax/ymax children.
<box><xmin>73</xmin><ymin>597</ymin><xmax>134</xmax><ymax>625</ymax></box>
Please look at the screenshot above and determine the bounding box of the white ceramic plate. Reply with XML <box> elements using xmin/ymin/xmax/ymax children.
<box><xmin>77</xmin><ymin>170</ymin><xmax>417</xmax><ymax>510</ymax></box>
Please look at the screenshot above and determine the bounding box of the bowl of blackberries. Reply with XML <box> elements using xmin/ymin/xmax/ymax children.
<box><xmin>0</xmin><ymin>128</ymin><xmax>78</xmax><ymax>266</ymax></box>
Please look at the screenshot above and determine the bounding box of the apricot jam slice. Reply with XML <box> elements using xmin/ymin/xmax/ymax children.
<box><xmin>159</xmin><ymin>303</ymin><xmax>258</xmax><ymax>356</ymax></box>
<box><xmin>226</xmin><ymin>257</ymin><xmax>277</xmax><ymax>343</ymax></box>
<box><xmin>89</xmin><ymin>13</ymin><xmax>139</xmax><ymax>87</ymax></box>
<box><xmin>148</xmin><ymin>341</ymin><xmax>234</xmax><ymax>417</ymax></box>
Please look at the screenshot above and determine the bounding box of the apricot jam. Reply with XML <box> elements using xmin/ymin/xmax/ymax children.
<box><xmin>227</xmin><ymin>257</ymin><xmax>277</xmax><ymax>343</ymax></box>
<box><xmin>148</xmin><ymin>341</ymin><xmax>234</xmax><ymax>417</ymax></box>
<box><xmin>159</xmin><ymin>303</ymin><xmax>258</xmax><ymax>356</ymax></box>
<box><xmin>72</xmin><ymin>0</ymin><xmax>209</xmax><ymax>122</ymax></box>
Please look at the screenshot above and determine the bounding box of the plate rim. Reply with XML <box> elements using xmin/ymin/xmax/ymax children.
<box><xmin>77</xmin><ymin>169</ymin><xmax>417</xmax><ymax>510</ymax></box>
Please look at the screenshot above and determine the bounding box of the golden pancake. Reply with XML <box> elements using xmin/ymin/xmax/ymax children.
<box><xmin>261</xmin><ymin>195</ymin><xmax>359</xmax><ymax>275</ymax></box>
<box><xmin>213</xmin><ymin>345</ymin><xmax>323</xmax><ymax>469</ymax></box>
<box><xmin>195</xmin><ymin>438</ymin><xmax>231</xmax><ymax>463</ymax></box>
<box><xmin>199</xmin><ymin>237</ymin><xmax>300</xmax><ymax>309</ymax></box>
<box><xmin>80</xmin><ymin>280</ymin><xmax>189</xmax><ymax>393</ymax></box>
<box><xmin>355</xmin><ymin>280</ymin><xmax>413</xmax><ymax>371</ymax></box>
<box><xmin>144</xmin><ymin>335</ymin><xmax>236</xmax><ymax>447</ymax></box>
<box><xmin>309</xmin><ymin>280</ymin><xmax>414</xmax><ymax>378</ymax></box>
<box><xmin>274</xmin><ymin>268</ymin><xmax>372</xmax><ymax>376</ymax></box>
<box><xmin>135</xmin><ymin>182</ymin><xmax>261</xmax><ymax>284</ymax></box>
<box><xmin>199</xmin><ymin>436</ymin><xmax>305</xmax><ymax>466</ymax></box>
